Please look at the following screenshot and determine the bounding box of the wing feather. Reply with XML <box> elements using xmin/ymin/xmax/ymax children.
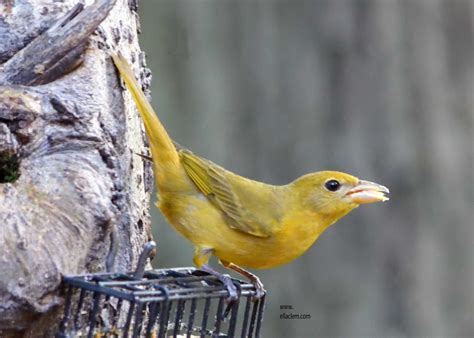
<box><xmin>180</xmin><ymin>150</ymin><xmax>273</xmax><ymax>237</ymax></box>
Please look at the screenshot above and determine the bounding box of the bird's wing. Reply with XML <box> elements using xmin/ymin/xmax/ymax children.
<box><xmin>180</xmin><ymin>150</ymin><xmax>274</xmax><ymax>238</ymax></box>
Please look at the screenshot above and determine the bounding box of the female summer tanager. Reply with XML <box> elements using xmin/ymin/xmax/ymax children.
<box><xmin>112</xmin><ymin>54</ymin><xmax>389</xmax><ymax>299</ymax></box>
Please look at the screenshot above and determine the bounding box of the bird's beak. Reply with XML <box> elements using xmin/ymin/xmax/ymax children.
<box><xmin>346</xmin><ymin>180</ymin><xmax>389</xmax><ymax>204</ymax></box>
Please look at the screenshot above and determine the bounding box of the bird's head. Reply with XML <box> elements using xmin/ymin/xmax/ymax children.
<box><xmin>291</xmin><ymin>171</ymin><xmax>389</xmax><ymax>219</ymax></box>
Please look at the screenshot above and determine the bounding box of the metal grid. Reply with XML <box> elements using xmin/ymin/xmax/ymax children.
<box><xmin>57</xmin><ymin>267</ymin><xmax>265</xmax><ymax>337</ymax></box>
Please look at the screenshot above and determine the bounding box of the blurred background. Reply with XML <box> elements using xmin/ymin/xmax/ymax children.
<box><xmin>138</xmin><ymin>1</ymin><xmax>473</xmax><ymax>337</ymax></box>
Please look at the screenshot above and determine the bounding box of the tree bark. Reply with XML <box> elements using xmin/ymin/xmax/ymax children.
<box><xmin>0</xmin><ymin>0</ymin><xmax>153</xmax><ymax>335</ymax></box>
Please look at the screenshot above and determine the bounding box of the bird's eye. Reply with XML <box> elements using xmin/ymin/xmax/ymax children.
<box><xmin>324</xmin><ymin>179</ymin><xmax>341</xmax><ymax>192</ymax></box>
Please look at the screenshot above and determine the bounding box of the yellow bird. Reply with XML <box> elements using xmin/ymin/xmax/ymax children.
<box><xmin>112</xmin><ymin>54</ymin><xmax>389</xmax><ymax>299</ymax></box>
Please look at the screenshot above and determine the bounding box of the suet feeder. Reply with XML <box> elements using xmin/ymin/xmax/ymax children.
<box><xmin>57</xmin><ymin>242</ymin><xmax>265</xmax><ymax>337</ymax></box>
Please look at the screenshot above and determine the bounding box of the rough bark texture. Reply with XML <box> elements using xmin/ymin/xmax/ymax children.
<box><xmin>0</xmin><ymin>0</ymin><xmax>153</xmax><ymax>335</ymax></box>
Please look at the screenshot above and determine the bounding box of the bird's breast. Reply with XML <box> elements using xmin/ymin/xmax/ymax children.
<box><xmin>158</xmin><ymin>192</ymin><xmax>325</xmax><ymax>269</ymax></box>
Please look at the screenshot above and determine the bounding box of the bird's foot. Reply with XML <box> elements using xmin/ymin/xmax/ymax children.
<box><xmin>251</xmin><ymin>276</ymin><xmax>266</xmax><ymax>300</ymax></box>
<box><xmin>201</xmin><ymin>264</ymin><xmax>239</xmax><ymax>301</ymax></box>
<box><xmin>221</xmin><ymin>274</ymin><xmax>239</xmax><ymax>301</ymax></box>
<box><xmin>220</xmin><ymin>260</ymin><xmax>266</xmax><ymax>301</ymax></box>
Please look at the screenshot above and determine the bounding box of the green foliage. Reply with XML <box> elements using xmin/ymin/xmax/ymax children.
<box><xmin>0</xmin><ymin>153</ymin><xmax>20</xmax><ymax>183</ymax></box>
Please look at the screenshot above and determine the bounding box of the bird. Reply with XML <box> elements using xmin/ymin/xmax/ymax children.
<box><xmin>111</xmin><ymin>54</ymin><xmax>389</xmax><ymax>300</ymax></box>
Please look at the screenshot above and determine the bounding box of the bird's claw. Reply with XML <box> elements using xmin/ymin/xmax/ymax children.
<box><xmin>199</xmin><ymin>265</ymin><xmax>239</xmax><ymax>302</ymax></box>
<box><xmin>252</xmin><ymin>278</ymin><xmax>266</xmax><ymax>300</ymax></box>
<box><xmin>222</xmin><ymin>274</ymin><xmax>239</xmax><ymax>301</ymax></box>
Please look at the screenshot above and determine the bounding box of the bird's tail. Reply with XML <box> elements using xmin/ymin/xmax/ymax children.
<box><xmin>112</xmin><ymin>54</ymin><xmax>183</xmax><ymax>190</ymax></box>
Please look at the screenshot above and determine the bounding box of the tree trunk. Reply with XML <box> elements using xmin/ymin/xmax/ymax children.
<box><xmin>0</xmin><ymin>0</ymin><xmax>152</xmax><ymax>336</ymax></box>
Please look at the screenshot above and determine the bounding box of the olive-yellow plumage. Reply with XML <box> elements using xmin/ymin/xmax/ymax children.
<box><xmin>112</xmin><ymin>54</ymin><xmax>389</xmax><ymax>296</ymax></box>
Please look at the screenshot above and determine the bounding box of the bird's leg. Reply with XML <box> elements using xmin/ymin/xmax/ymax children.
<box><xmin>194</xmin><ymin>247</ymin><xmax>238</xmax><ymax>301</ymax></box>
<box><xmin>220</xmin><ymin>260</ymin><xmax>266</xmax><ymax>299</ymax></box>
<box><xmin>201</xmin><ymin>265</ymin><xmax>239</xmax><ymax>301</ymax></box>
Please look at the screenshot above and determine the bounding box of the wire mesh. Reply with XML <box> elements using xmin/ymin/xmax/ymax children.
<box><xmin>57</xmin><ymin>267</ymin><xmax>265</xmax><ymax>337</ymax></box>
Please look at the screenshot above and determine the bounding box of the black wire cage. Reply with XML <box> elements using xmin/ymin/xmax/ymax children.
<box><xmin>57</xmin><ymin>245</ymin><xmax>265</xmax><ymax>338</ymax></box>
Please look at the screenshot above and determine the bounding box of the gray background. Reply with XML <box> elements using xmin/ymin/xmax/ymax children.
<box><xmin>138</xmin><ymin>1</ymin><xmax>473</xmax><ymax>337</ymax></box>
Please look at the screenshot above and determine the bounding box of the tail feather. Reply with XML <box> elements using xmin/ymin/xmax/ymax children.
<box><xmin>112</xmin><ymin>54</ymin><xmax>181</xmax><ymax>188</ymax></box>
